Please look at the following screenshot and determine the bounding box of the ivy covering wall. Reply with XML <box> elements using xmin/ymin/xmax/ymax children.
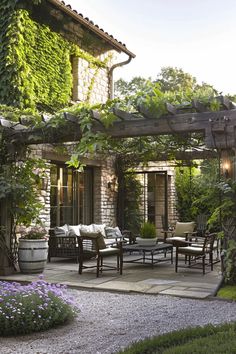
<box><xmin>0</xmin><ymin>0</ymin><xmax>111</xmax><ymax>110</ymax></box>
<box><xmin>0</xmin><ymin>0</ymin><xmax>73</xmax><ymax>109</ymax></box>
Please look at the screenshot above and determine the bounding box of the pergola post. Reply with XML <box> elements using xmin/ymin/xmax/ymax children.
<box><xmin>0</xmin><ymin>199</ymin><xmax>15</xmax><ymax>275</ymax></box>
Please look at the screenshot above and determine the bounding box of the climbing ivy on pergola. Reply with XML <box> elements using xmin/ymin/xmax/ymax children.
<box><xmin>1</xmin><ymin>94</ymin><xmax>236</xmax><ymax>275</ymax></box>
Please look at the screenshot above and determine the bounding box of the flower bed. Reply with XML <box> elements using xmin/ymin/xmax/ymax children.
<box><xmin>0</xmin><ymin>277</ymin><xmax>79</xmax><ymax>336</ymax></box>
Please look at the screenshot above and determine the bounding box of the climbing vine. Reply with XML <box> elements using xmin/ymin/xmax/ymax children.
<box><xmin>0</xmin><ymin>1</ymin><xmax>112</xmax><ymax>110</ymax></box>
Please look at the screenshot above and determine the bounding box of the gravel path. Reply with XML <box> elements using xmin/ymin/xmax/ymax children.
<box><xmin>1</xmin><ymin>289</ymin><xmax>236</xmax><ymax>354</ymax></box>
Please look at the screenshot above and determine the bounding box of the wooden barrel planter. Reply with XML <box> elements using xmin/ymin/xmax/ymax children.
<box><xmin>18</xmin><ymin>239</ymin><xmax>48</xmax><ymax>274</ymax></box>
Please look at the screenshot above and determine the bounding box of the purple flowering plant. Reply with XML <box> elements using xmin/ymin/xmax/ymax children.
<box><xmin>0</xmin><ymin>276</ymin><xmax>79</xmax><ymax>336</ymax></box>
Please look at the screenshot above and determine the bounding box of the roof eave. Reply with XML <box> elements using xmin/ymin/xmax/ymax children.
<box><xmin>47</xmin><ymin>0</ymin><xmax>136</xmax><ymax>58</ymax></box>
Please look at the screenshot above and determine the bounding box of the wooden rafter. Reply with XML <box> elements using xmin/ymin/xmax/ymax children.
<box><xmin>1</xmin><ymin>96</ymin><xmax>236</xmax><ymax>150</ymax></box>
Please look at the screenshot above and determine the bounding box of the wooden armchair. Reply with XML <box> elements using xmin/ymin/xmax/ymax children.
<box><xmin>175</xmin><ymin>233</ymin><xmax>216</xmax><ymax>274</ymax></box>
<box><xmin>78</xmin><ymin>231</ymin><xmax>123</xmax><ymax>277</ymax></box>
<box><xmin>163</xmin><ymin>221</ymin><xmax>196</xmax><ymax>243</ymax></box>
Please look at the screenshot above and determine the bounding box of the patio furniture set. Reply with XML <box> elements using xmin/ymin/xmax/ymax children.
<box><xmin>48</xmin><ymin>221</ymin><xmax>219</xmax><ymax>277</ymax></box>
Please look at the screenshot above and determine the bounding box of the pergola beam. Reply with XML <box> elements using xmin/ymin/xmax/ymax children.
<box><xmin>2</xmin><ymin>101</ymin><xmax>236</xmax><ymax>149</ymax></box>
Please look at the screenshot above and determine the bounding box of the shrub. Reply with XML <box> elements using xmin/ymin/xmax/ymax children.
<box><xmin>0</xmin><ymin>277</ymin><xmax>79</xmax><ymax>336</ymax></box>
<box><xmin>140</xmin><ymin>222</ymin><xmax>156</xmax><ymax>239</ymax></box>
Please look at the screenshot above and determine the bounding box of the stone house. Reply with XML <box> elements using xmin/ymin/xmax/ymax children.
<box><xmin>0</xmin><ymin>0</ymin><xmax>177</xmax><ymax>234</ymax></box>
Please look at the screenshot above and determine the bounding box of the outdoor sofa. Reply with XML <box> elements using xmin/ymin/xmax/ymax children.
<box><xmin>48</xmin><ymin>224</ymin><xmax>131</xmax><ymax>263</ymax></box>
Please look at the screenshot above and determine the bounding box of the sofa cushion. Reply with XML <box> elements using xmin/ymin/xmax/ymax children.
<box><xmin>69</xmin><ymin>225</ymin><xmax>81</xmax><ymax>236</ymax></box>
<box><xmin>54</xmin><ymin>224</ymin><xmax>69</xmax><ymax>237</ymax></box>
<box><xmin>80</xmin><ymin>224</ymin><xmax>94</xmax><ymax>233</ymax></box>
<box><xmin>92</xmin><ymin>224</ymin><xmax>106</xmax><ymax>237</ymax></box>
<box><xmin>105</xmin><ymin>226</ymin><xmax>122</xmax><ymax>239</ymax></box>
<box><xmin>80</xmin><ymin>231</ymin><xmax>106</xmax><ymax>250</ymax></box>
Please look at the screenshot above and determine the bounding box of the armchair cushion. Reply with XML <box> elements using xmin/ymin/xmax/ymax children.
<box><xmin>174</xmin><ymin>222</ymin><xmax>195</xmax><ymax>237</ymax></box>
<box><xmin>80</xmin><ymin>230</ymin><xmax>106</xmax><ymax>250</ymax></box>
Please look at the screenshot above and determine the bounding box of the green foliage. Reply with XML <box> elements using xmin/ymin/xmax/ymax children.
<box><xmin>192</xmin><ymin>160</ymin><xmax>221</xmax><ymax>227</ymax></box>
<box><xmin>114</xmin><ymin>77</ymin><xmax>151</xmax><ymax>98</ymax></box>
<box><xmin>174</xmin><ymin>159</ymin><xmax>222</xmax><ymax>229</ymax></box>
<box><xmin>157</xmin><ymin>66</ymin><xmax>198</xmax><ymax>92</ymax></box>
<box><xmin>0</xmin><ymin>104</ymin><xmax>40</xmax><ymax>122</ymax></box>
<box><xmin>123</xmin><ymin>173</ymin><xmax>143</xmax><ymax>234</ymax></box>
<box><xmin>140</xmin><ymin>222</ymin><xmax>156</xmax><ymax>238</ymax></box>
<box><xmin>0</xmin><ymin>157</ymin><xmax>45</xmax><ymax>226</ymax></box>
<box><xmin>217</xmin><ymin>284</ymin><xmax>236</xmax><ymax>300</ymax></box>
<box><xmin>0</xmin><ymin>2</ymin><xmax>111</xmax><ymax>111</ymax></box>
<box><xmin>175</xmin><ymin>164</ymin><xmax>200</xmax><ymax>221</ymax></box>
<box><xmin>0</xmin><ymin>279</ymin><xmax>79</xmax><ymax>336</ymax></box>
<box><xmin>224</xmin><ymin>240</ymin><xmax>236</xmax><ymax>284</ymax></box>
<box><xmin>118</xmin><ymin>322</ymin><xmax>236</xmax><ymax>354</ymax></box>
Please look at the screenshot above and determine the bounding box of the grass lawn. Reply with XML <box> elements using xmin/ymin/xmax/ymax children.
<box><xmin>118</xmin><ymin>322</ymin><xmax>236</xmax><ymax>354</ymax></box>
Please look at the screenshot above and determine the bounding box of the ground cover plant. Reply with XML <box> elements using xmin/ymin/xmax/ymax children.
<box><xmin>218</xmin><ymin>285</ymin><xmax>236</xmax><ymax>301</ymax></box>
<box><xmin>0</xmin><ymin>277</ymin><xmax>79</xmax><ymax>336</ymax></box>
<box><xmin>118</xmin><ymin>322</ymin><xmax>236</xmax><ymax>354</ymax></box>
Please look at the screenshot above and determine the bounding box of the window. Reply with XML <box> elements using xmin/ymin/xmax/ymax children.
<box><xmin>50</xmin><ymin>164</ymin><xmax>93</xmax><ymax>227</ymax></box>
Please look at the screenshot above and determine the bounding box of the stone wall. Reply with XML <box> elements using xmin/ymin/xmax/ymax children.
<box><xmin>30</xmin><ymin>146</ymin><xmax>51</xmax><ymax>230</ymax></box>
<box><xmin>31</xmin><ymin>146</ymin><xmax>118</xmax><ymax>228</ymax></box>
<box><xmin>93</xmin><ymin>156</ymin><xmax>117</xmax><ymax>226</ymax></box>
<box><xmin>72</xmin><ymin>50</ymin><xmax>116</xmax><ymax>104</ymax></box>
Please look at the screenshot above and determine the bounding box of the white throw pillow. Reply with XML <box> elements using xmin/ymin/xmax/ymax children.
<box><xmin>69</xmin><ymin>225</ymin><xmax>81</xmax><ymax>236</ymax></box>
<box><xmin>54</xmin><ymin>224</ymin><xmax>69</xmax><ymax>237</ymax></box>
<box><xmin>80</xmin><ymin>224</ymin><xmax>94</xmax><ymax>234</ymax></box>
<box><xmin>92</xmin><ymin>224</ymin><xmax>106</xmax><ymax>237</ymax></box>
<box><xmin>105</xmin><ymin>226</ymin><xmax>122</xmax><ymax>239</ymax></box>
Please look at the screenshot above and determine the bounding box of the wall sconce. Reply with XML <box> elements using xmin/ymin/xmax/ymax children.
<box><xmin>107</xmin><ymin>176</ymin><xmax>118</xmax><ymax>192</ymax></box>
<box><xmin>221</xmin><ymin>150</ymin><xmax>233</xmax><ymax>179</ymax></box>
<box><xmin>222</xmin><ymin>162</ymin><xmax>230</xmax><ymax>178</ymax></box>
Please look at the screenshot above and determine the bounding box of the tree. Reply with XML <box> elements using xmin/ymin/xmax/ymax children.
<box><xmin>156</xmin><ymin>67</ymin><xmax>197</xmax><ymax>92</ymax></box>
<box><xmin>114</xmin><ymin>77</ymin><xmax>151</xmax><ymax>98</ymax></box>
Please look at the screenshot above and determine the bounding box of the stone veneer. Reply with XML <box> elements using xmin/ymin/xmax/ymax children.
<box><xmin>72</xmin><ymin>51</ymin><xmax>116</xmax><ymax>104</ymax></box>
<box><xmin>30</xmin><ymin>146</ymin><xmax>117</xmax><ymax>229</ymax></box>
<box><xmin>93</xmin><ymin>155</ymin><xmax>117</xmax><ymax>226</ymax></box>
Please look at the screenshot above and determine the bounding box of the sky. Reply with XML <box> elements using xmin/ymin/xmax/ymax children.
<box><xmin>68</xmin><ymin>0</ymin><xmax>236</xmax><ymax>94</ymax></box>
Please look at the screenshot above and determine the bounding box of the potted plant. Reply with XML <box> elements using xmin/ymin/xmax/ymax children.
<box><xmin>136</xmin><ymin>221</ymin><xmax>157</xmax><ymax>246</ymax></box>
<box><xmin>18</xmin><ymin>226</ymin><xmax>48</xmax><ymax>274</ymax></box>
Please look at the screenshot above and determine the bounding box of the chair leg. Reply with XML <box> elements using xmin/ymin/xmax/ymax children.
<box><xmin>203</xmin><ymin>255</ymin><xmax>205</xmax><ymax>275</ymax></box>
<box><xmin>175</xmin><ymin>248</ymin><xmax>178</xmax><ymax>272</ymax></box>
<box><xmin>120</xmin><ymin>252</ymin><xmax>123</xmax><ymax>275</ymax></box>
<box><xmin>78</xmin><ymin>257</ymin><xmax>83</xmax><ymax>274</ymax></box>
<box><xmin>96</xmin><ymin>256</ymin><xmax>100</xmax><ymax>277</ymax></box>
<box><xmin>210</xmin><ymin>251</ymin><xmax>213</xmax><ymax>271</ymax></box>
<box><xmin>117</xmin><ymin>254</ymin><xmax>120</xmax><ymax>271</ymax></box>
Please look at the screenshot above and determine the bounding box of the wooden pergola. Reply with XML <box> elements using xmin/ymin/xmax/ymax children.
<box><xmin>1</xmin><ymin>95</ymin><xmax>235</xmax><ymax>152</ymax></box>
<box><xmin>1</xmin><ymin>95</ymin><xmax>236</xmax><ymax>275</ymax></box>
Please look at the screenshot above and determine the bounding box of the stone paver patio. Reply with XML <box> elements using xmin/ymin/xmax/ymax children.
<box><xmin>0</xmin><ymin>252</ymin><xmax>222</xmax><ymax>299</ymax></box>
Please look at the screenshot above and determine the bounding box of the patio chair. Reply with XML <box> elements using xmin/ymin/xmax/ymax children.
<box><xmin>196</xmin><ymin>214</ymin><xmax>208</xmax><ymax>236</ymax></box>
<box><xmin>164</xmin><ymin>221</ymin><xmax>196</xmax><ymax>243</ymax></box>
<box><xmin>175</xmin><ymin>233</ymin><xmax>216</xmax><ymax>274</ymax></box>
<box><xmin>78</xmin><ymin>231</ymin><xmax>123</xmax><ymax>277</ymax></box>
